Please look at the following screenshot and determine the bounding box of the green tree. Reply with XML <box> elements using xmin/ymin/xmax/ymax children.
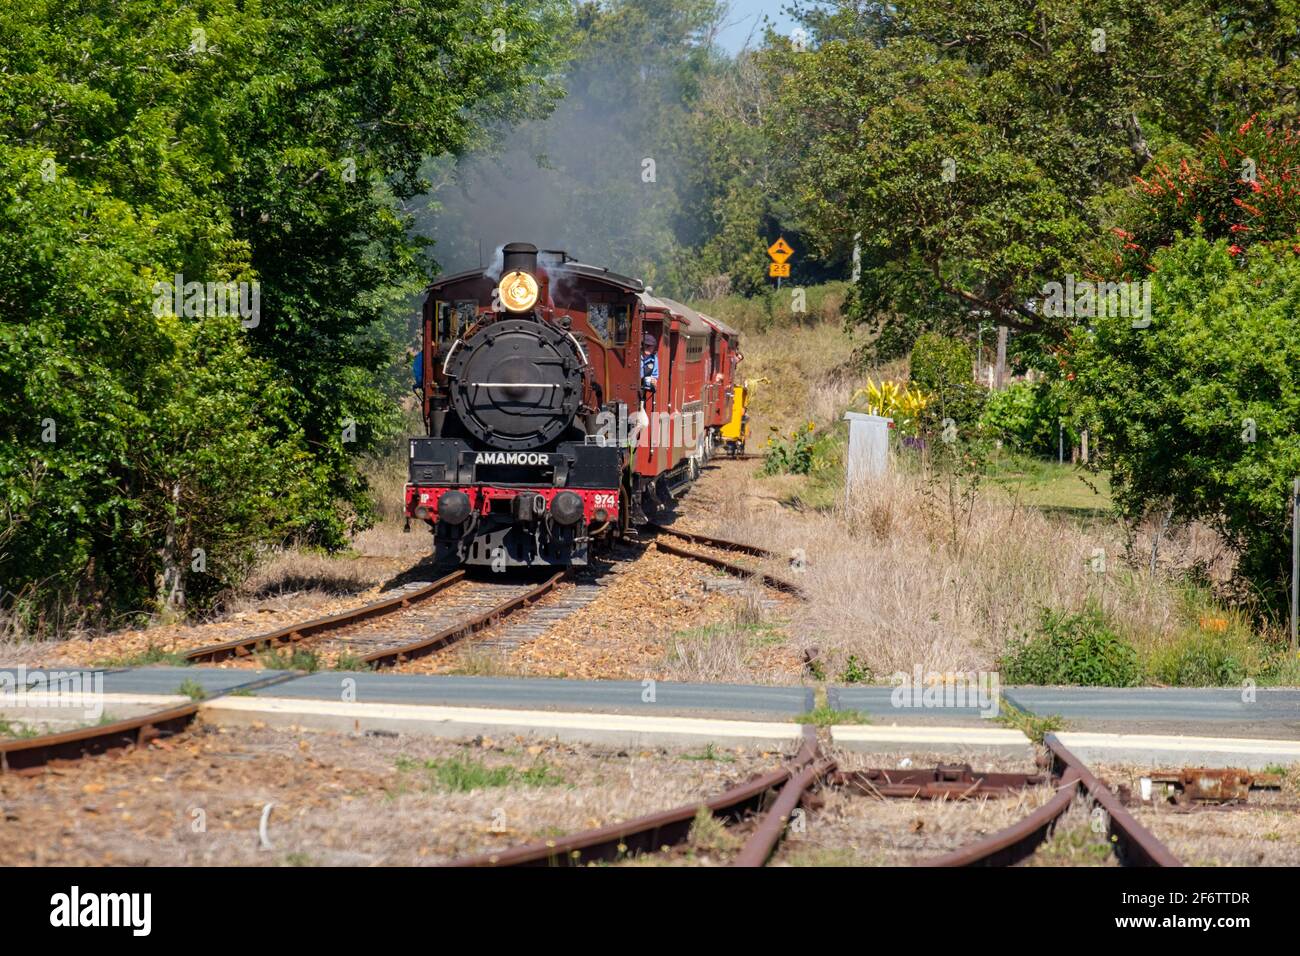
<box><xmin>1069</xmin><ymin>237</ymin><xmax>1300</xmax><ymax>609</ymax></box>
<box><xmin>909</xmin><ymin>333</ymin><xmax>983</xmax><ymax>431</ymax></box>
<box><xmin>772</xmin><ymin>0</ymin><xmax>1300</xmax><ymax>355</ymax></box>
<box><xmin>0</xmin><ymin>0</ymin><xmax>569</xmax><ymax>626</ymax></box>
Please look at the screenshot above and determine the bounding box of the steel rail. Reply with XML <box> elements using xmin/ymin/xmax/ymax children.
<box><xmin>0</xmin><ymin>701</ymin><xmax>200</xmax><ymax>775</ymax></box>
<box><xmin>733</xmin><ymin>738</ymin><xmax>833</xmax><ymax>867</ymax></box>
<box><xmin>653</xmin><ymin>539</ymin><xmax>807</xmax><ymax>598</ymax></box>
<box><xmin>1044</xmin><ymin>733</ymin><xmax>1182</xmax><ymax>867</ymax></box>
<box><xmin>923</xmin><ymin>769</ymin><xmax>1082</xmax><ymax>867</ymax></box>
<box><xmin>449</xmin><ymin>729</ymin><xmax>820</xmax><ymax>867</ymax></box>
<box><xmin>183</xmin><ymin>569</ymin><xmax>467</xmax><ymax>664</ymax></box>
<box><xmin>358</xmin><ymin>571</ymin><xmax>566</xmax><ymax>668</ymax></box>
<box><xmin>646</xmin><ymin>523</ymin><xmax>774</xmax><ymax>558</ymax></box>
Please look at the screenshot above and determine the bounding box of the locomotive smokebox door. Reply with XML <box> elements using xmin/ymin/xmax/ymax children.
<box><xmin>444</xmin><ymin>319</ymin><xmax>583</xmax><ymax>451</ymax></box>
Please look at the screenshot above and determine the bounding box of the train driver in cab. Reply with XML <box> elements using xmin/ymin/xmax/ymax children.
<box><xmin>641</xmin><ymin>332</ymin><xmax>659</xmax><ymax>393</ymax></box>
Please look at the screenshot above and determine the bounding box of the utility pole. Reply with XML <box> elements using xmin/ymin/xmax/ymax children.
<box><xmin>995</xmin><ymin>326</ymin><xmax>1008</xmax><ymax>390</ymax></box>
<box><xmin>1292</xmin><ymin>477</ymin><xmax>1299</xmax><ymax>655</ymax></box>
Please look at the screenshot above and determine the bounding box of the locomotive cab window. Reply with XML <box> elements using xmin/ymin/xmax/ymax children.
<box><xmin>588</xmin><ymin>302</ymin><xmax>630</xmax><ymax>346</ymax></box>
<box><xmin>610</xmin><ymin>304</ymin><xmax>629</xmax><ymax>346</ymax></box>
<box><xmin>437</xmin><ymin>300</ymin><xmax>478</xmax><ymax>342</ymax></box>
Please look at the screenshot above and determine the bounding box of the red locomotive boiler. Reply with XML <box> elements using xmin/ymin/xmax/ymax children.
<box><xmin>406</xmin><ymin>242</ymin><xmax>743</xmax><ymax>567</ymax></box>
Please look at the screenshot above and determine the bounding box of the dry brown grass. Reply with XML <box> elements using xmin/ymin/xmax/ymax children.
<box><xmin>0</xmin><ymin>725</ymin><xmax>790</xmax><ymax>866</ymax></box>
<box><xmin>685</xmin><ymin>461</ymin><xmax>1227</xmax><ymax>680</ymax></box>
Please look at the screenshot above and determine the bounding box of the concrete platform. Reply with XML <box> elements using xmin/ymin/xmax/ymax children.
<box><xmin>0</xmin><ymin>666</ymin><xmax>290</xmax><ymax>698</ymax></box>
<box><xmin>201</xmin><ymin>695</ymin><xmax>805</xmax><ymax>751</ymax></box>
<box><xmin>1053</xmin><ymin>731</ymin><xmax>1300</xmax><ymax>770</ymax></box>
<box><xmin>828</xmin><ymin>686</ymin><xmax>998</xmax><ymax>725</ymax></box>
<box><xmin>1004</xmin><ymin>687</ymin><xmax>1300</xmax><ymax>739</ymax></box>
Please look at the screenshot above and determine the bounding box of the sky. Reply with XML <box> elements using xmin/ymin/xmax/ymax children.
<box><xmin>713</xmin><ymin>0</ymin><xmax>803</xmax><ymax>55</ymax></box>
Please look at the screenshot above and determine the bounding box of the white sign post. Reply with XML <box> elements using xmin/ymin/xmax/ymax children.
<box><xmin>843</xmin><ymin>412</ymin><xmax>893</xmax><ymax>484</ymax></box>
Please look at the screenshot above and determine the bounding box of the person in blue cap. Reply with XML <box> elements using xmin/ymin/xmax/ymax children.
<box><xmin>640</xmin><ymin>332</ymin><xmax>658</xmax><ymax>392</ymax></box>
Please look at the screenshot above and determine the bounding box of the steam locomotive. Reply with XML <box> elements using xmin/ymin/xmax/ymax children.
<box><xmin>405</xmin><ymin>242</ymin><xmax>747</xmax><ymax>567</ymax></box>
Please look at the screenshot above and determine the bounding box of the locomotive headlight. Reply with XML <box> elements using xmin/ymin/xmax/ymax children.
<box><xmin>497</xmin><ymin>270</ymin><xmax>539</xmax><ymax>312</ymax></box>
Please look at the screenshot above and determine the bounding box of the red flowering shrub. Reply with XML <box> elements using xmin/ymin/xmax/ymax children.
<box><xmin>1111</xmin><ymin>118</ymin><xmax>1300</xmax><ymax>275</ymax></box>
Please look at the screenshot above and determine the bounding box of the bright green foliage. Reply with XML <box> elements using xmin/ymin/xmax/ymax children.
<box><xmin>1068</xmin><ymin>237</ymin><xmax>1300</xmax><ymax>607</ymax></box>
<box><xmin>1000</xmin><ymin>605</ymin><xmax>1142</xmax><ymax>687</ymax></box>
<box><xmin>908</xmin><ymin>334</ymin><xmax>983</xmax><ymax>431</ymax></box>
<box><xmin>771</xmin><ymin>1</ymin><xmax>1300</xmax><ymax>353</ymax></box>
<box><xmin>0</xmin><ymin>0</ymin><xmax>568</xmax><ymax>628</ymax></box>
<box><xmin>979</xmin><ymin>380</ymin><xmax>1067</xmax><ymax>457</ymax></box>
<box><xmin>761</xmin><ymin>422</ymin><xmax>831</xmax><ymax>476</ymax></box>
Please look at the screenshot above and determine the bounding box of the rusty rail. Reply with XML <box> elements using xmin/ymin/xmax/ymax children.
<box><xmin>733</xmin><ymin>731</ymin><xmax>831</xmax><ymax>867</ymax></box>
<box><xmin>647</xmin><ymin>523</ymin><xmax>774</xmax><ymax>558</ymax></box>
<box><xmin>918</xmin><ymin>737</ymin><xmax>1181</xmax><ymax>867</ymax></box>
<box><xmin>0</xmin><ymin>702</ymin><xmax>199</xmax><ymax>775</ymax></box>
<box><xmin>184</xmin><ymin>569</ymin><xmax>466</xmax><ymax>664</ymax></box>
<box><xmin>450</xmin><ymin>728</ymin><xmax>819</xmax><ymax>867</ymax></box>
<box><xmin>653</xmin><ymin>539</ymin><xmax>806</xmax><ymax>598</ymax></box>
<box><xmin>924</xmin><ymin>769</ymin><xmax>1081</xmax><ymax>866</ymax></box>
<box><xmin>1045</xmin><ymin>733</ymin><xmax>1181</xmax><ymax>867</ymax></box>
<box><xmin>359</xmin><ymin>571</ymin><xmax>566</xmax><ymax>668</ymax></box>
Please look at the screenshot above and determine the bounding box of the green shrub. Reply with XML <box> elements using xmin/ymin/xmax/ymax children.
<box><xmin>1068</xmin><ymin>238</ymin><xmax>1300</xmax><ymax>610</ymax></box>
<box><xmin>839</xmin><ymin>654</ymin><xmax>872</xmax><ymax>684</ymax></box>
<box><xmin>761</xmin><ymin>422</ymin><xmax>834</xmax><ymax>476</ymax></box>
<box><xmin>1145</xmin><ymin>632</ymin><xmax>1248</xmax><ymax>687</ymax></box>
<box><xmin>1000</xmin><ymin>604</ymin><xmax>1141</xmax><ymax>686</ymax></box>
<box><xmin>909</xmin><ymin>333</ymin><xmax>984</xmax><ymax>432</ymax></box>
<box><xmin>979</xmin><ymin>380</ymin><xmax>1072</xmax><ymax>456</ymax></box>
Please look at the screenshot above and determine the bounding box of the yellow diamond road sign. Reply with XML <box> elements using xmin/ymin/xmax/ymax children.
<box><xmin>769</xmin><ymin>261</ymin><xmax>790</xmax><ymax>278</ymax></box>
<box><xmin>767</xmin><ymin>237</ymin><xmax>793</xmax><ymax>264</ymax></box>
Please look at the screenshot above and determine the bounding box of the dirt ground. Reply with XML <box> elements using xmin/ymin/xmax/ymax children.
<box><xmin>0</xmin><ymin>723</ymin><xmax>790</xmax><ymax>866</ymax></box>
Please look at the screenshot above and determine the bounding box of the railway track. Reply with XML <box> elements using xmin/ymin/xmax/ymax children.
<box><xmin>2</xmin><ymin>518</ymin><xmax>785</xmax><ymax>776</ymax></box>
<box><xmin>180</xmin><ymin>518</ymin><xmax>794</xmax><ymax>669</ymax></box>
<box><xmin>184</xmin><ymin>570</ymin><xmax>565</xmax><ymax>668</ymax></box>
<box><xmin>449</xmin><ymin>732</ymin><xmax>1182</xmax><ymax>868</ymax></box>
<box><xmin>0</xmin><ymin>671</ymin><xmax>296</xmax><ymax>776</ymax></box>
<box><xmin>645</xmin><ymin>523</ymin><xmax>808</xmax><ymax>598</ymax></box>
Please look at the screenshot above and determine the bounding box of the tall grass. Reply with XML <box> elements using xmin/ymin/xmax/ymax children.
<box><xmin>700</xmin><ymin>460</ymin><xmax>1250</xmax><ymax>680</ymax></box>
